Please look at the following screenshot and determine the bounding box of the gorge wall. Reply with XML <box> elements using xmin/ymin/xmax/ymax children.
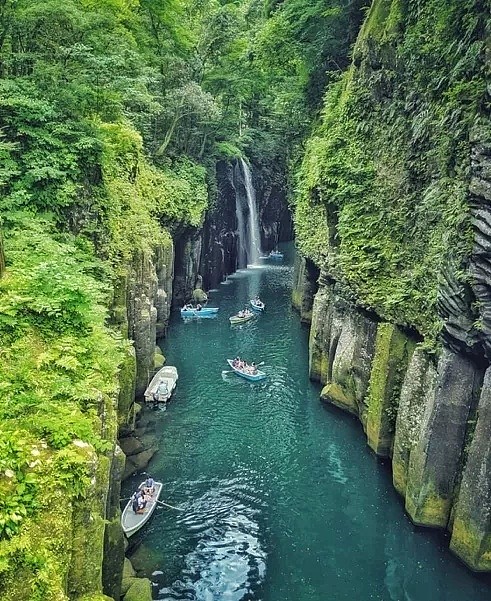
<box><xmin>198</xmin><ymin>159</ymin><xmax>292</xmax><ymax>292</ymax></box>
<box><xmin>293</xmin><ymin>0</ymin><xmax>491</xmax><ymax>572</ymax></box>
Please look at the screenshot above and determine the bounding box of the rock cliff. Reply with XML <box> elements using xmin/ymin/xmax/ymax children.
<box><xmin>293</xmin><ymin>0</ymin><xmax>491</xmax><ymax>571</ymax></box>
<box><xmin>201</xmin><ymin>159</ymin><xmax>292</xmax><ymax>290</ymax></box>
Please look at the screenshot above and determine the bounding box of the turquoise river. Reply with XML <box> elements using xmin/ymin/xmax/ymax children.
<box><xmin>124</xmin><ymin>245</ymin><xmax>491</xmax><ymax>601</ymax></box>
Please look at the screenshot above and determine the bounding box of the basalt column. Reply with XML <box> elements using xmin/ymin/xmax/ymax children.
<box><xmin>201</xmin><ymin>161</ymin><xmax>239</xmax><ymax>290</ymax></box>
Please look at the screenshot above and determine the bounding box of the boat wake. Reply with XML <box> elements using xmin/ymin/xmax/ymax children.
<box><xmin>156</xmin><ymin>484</ymin><xmax>266</xmax><ymax>601</ymax></box>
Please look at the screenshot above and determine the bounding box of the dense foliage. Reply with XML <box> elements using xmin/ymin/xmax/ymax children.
<box><xmin>0</xmin><ymin>0</ymin><xmax>363</xmax><ymax>594</ymax></box>
<box><xmin>294</xmin><ymin>0</ymin><xmax>488</xmax><ymax>339</ymax></box>
<box><xmin>3</xmin><ymin>0</ymin><xmax>487</xmax><ymax>596</ymax></box>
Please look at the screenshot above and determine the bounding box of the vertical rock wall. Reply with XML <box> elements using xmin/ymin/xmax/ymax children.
<box><xmin>126</xmin><ymin>238</ymin><xmax>174</xmax><ymax>397</ymax></box>
<box><xmin>173</xmin><ymin>228</ymin><xmax>203</xmax><ymax>306</ymax></box>
<box><xmin>200</xmin><ymin>161</ymin><xmax>240</xmax><ymax>290</ymax></box>
<box><xmin>307</xmin><ymin>275</ymin><xmax>491</xmax><ymax>571</ymax></box>
<box><xmin>201</xmin><ymin>159</ymin><xmax>293</xmax><ymax>291</ymax></box>
<box><xmin>253</xmin><ymin>160</ymin><xmax>293</xmax><ymax>251</ymax></box>
<box><xmin>292</xmin><ymin>255</ymin><xmax>319</xmax><ymax>323</ymax></box>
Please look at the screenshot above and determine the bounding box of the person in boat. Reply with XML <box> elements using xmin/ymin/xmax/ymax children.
<box><xmin>131</xmin><ymin>491</ymin><xmax>140</xmax><ymax>514</ymax></box>
<box><xmin>238</xmin><ymin>310</ymin><xmax>244</xmax><ymax>318</ymax></box>
<box><xmin>196</xmin><ymin>303</ymin><xmax>202</xmax><ymax>311</ymax></box>
<box><xmin>251</xmin><ymin>362</ymin><xmax>257</xmax><ymax>375</ymax></box>
<box><xmin>136</xmin><ymin>493</ymin><xmax>147</xmax><ymax>514</ymax></box>
<box><xmin>157</xmin><ymin>378</ymin><xmax>169</xmax><ymax>399</ymax></box>
<box><xmin>140</xmin><ymin>476</ymin><xmax>155</xmax><ymax>496</ymax></box>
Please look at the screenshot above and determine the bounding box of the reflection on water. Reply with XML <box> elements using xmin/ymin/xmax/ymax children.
<box><xmin>123</xmin><ymin>243</ymin><xmax>491</xmax><ymax>601</ymax></box>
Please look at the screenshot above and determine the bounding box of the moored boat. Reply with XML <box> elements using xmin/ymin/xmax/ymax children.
<box><xmin>121</xmin><ymin>481</ymin><xmax>163</xmax><ymax>537</ymax></box>
<box><xmin>226</xmin><ymin>359</ymin><xmax>267</xmax><ymax>381</ymax></box>
<box><xmin>229</xmin><ymin>310</ymin><xmax>254</xmax><ymax>324</ymax></box>
<box><xmin>144</xmin><ymin>366</ymin><xmax>178</xmax><ymax>403</ymax></box>
<box><xmin>180</xmin><ymin>306</ymin><xmax>219</xmax><ymax>317</ymax></box>
<box><xmin>250</xmin><ymin>299</ymin><xmax>265</xmax><ymax>311</ymax></box>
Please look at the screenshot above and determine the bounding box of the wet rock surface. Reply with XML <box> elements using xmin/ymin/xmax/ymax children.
<box><xmin>121</xmin><ymin>410</ymin><xmax>160</xmax><ymax>481</ymax></box>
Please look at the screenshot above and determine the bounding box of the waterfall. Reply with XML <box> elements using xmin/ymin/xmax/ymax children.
<box><xmin>235</xmin><ymin>158</ymin><xmax>261</xmax><ymax>267</ymax></box>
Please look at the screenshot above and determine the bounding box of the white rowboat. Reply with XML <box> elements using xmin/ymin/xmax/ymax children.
<box><xmin>144</xmin><ymin>366</ymin><xmax>178</xmax><ymax>403</ymax></box>
<box><xmin>121</xmin><ymin>481</ymin><xmax>163</xmax><ymax>537</ymax></box>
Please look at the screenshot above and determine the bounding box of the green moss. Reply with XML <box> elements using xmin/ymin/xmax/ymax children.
<box><xmin>118</xmin><ymin>346</ymin><xmax>137</xmax><ymax>434</ymax></box>
<box><xmin>294</xmin><ymin>0</ymin><xmax>486</xmax><ymax>341</ymax></box>
<box><xmin>321</xmin><ymin>382</ymin><xmax>358</xmax><ymax>414</ymax></box>
<box><xmin>365</xmin><ymin>323</ymin><xmax>413</xmax><ymax>456</ymax></box>
<box><xmin>0</xmin><ymin>482</ymin><xmax>73</xmax><ymax>600</ymax></box>
<box><xmin>309</xmin><ymin>347</ymin><xmax>329</xmax><ymax>383</ymax></box>
<box><xmin>450</xmin><ymin>518</ymin><xmax>491</xmax><ymax>572</ymax></box>
<box><xmin>154</xmin><ymin>352</ymin><xmax>165</xmax><ymax>368</ymax></box>
<box><xmin>392</xmin><ymin>461</ymin><xmax>406</xmax><ymax>497</ymax></box>
<box><xmin>405</xmin><ymin>482</ymin><xmax>450</xmax><ymax>528</ymax></box>
<box><xmin>357</xmin><ymin>0</ymin><xmax>404</xmax><ymax>43</ymax></box>
<box><xmin>123</xmin><ymin>578</ymin><xmax>152</xmax><ymax>601</ymax></box>
<box><xmin>67</xmin><ymin>450</ymin><xmax>110</xmax><ymax>599</ymax></box>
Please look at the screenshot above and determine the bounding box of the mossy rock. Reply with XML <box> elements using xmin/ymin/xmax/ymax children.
<box><xmin>450</xmin><ymin>518</ymin><xmax>491</xmax><ymax>572</ymax></box>
<box><xmin>192</xmin><ymin>288</ymin><xmax>208</xmax><ymax>303</ymax></box>
<box><xmin>154</xmin><ymin>351</ymin><xmax>165</xmax><ymax>368</ymax></box>
<box><xmin>365</xmin><ymin>323</ymin><xmax>413</xmax><ymax>456</ymax></box>
<box><xmin>321</xmin><ymin>382</ymin><xmax>357</xmax><ymax>414</ymax></box>
<box><xmin>123</xmin><ymin>577</ymin><xmax>152</xmax><ymax>601</ymax></box>
<box><xmin>123</xmin><ymin>557</ymin><xmax>136</xmax><ymax>580</ymax></box>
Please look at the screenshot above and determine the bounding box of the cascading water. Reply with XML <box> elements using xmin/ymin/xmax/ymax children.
<box><xmin>235</xmin><ymin>158</ymin><xmax>262</xmax><ymax>267</ymax></box>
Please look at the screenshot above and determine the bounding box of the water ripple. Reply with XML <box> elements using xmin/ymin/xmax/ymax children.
<box><xmin>124</xmin><ymin>248</ymin><xmax>491</xmax><ymax>601</ymax></box>
<box><xmin>157</xmin><ymin>479</ymin><xmax>267</xmax><ymax>601</ymax></box>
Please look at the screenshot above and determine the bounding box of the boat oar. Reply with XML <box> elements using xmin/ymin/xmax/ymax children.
<box><xmin>156</xmin><ymin>500</ymin><xmax>184</xmax><ymax>511</ymax></box>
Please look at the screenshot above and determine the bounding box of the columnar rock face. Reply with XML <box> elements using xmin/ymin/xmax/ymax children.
<box><xmin>405</xmin><ymin>349</ymin><xmax>483</xmax><ymax>528</ymax></box>
<box><xmin>307</xmin><ymin>277</ymin><xmax>489</xmax><ymax>567</ymax></box>
<box><xmin>392</xmin><ymin>349</ymin><xmax>437</xmax><ymax>497</ymax></box>
<box><xmin>201</xmin><ymin>161</ymin><xmax>240</xmax><ymax>290</ymax></box>
<box><xmin>127</xmin><ymin>239</ymin><xmax>174</xmax><ymax>397</ymax></box>
<box><xmin>450</xmin><ymin>367</ymin><xmax>491</xmax><ymax>571</ymax></box>
<box><xmin>173</xmin><ymin>228</ymin><xmax>203</xmax><ymax>306</ymax></box>
<box><xmin>295</xmin><ymin>0</ymin><xmax>491</xmax><ymax>572</ymax></box>
<box><xmin>292</xmin><ymin>256</ymin><xmax>319</xmax><ymax>323</ymax></box>
<box><xmin>102</xmin><ymin>445</ymin><xmax>126</xmax><ymax>600</ymax></box>
<box><xmin>310</xmin><ymin>275</ymin><xmax>378</xmax><ymax>421</ymax></box>
<box><xmin>253</xmin><ymin>161</ymin><xmax>293</xmax><ymax>250</ymax></box>
<box><xmin>366</xmin><ymin>324</ymin><xmax>415</xmax><ymax>456</ymax></box>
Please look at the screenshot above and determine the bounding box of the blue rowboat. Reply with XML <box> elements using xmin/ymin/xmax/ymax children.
<box><xmin>269</xmin><ymin>250</ymin><xmax>283</xmax><ymax>260</ymax></box>
<box><xmin>181</xmin><ymin>307</ymin><xmax>219</xmax><ymax>317</ymax></box>
<box><xmin>226</xmin><ymin>360</ymin><xmax>267</xmax><ymax>382</ymax></box>
<box><xmin>250</xmin><ymin>299</ymin><xmax>265</xmax><ymax>312</ymax></box>
<box><xmin>229</xmin><ymin>312</ymin><xmax>254</xmax><ymax>325</ymax></box>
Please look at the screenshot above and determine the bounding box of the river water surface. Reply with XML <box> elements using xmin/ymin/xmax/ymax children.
<box><xmin>125</xmin><ymin>245</ymin><xmax>491</xmax><ymax>601</ymax></box>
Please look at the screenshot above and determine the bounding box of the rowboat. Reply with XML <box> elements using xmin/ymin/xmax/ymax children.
<box><xmin>226</xmin><ymin>359</ymin><xmax>267</xmax><ymax>381</ymax></box>
<box><xmin>180</xmin><ymin>307</ymin><xmax>219</xmax><ymax>318</ymax></box>
<box><xmin>250</xmin><ymin>299</ymin><xmax>265</xmax><ymax>312</ymax></box>
<box><xmin>229</xmin><ymin>312</ymin><xmax>254</xmax><ymax>325</ymax></box>
<box><xmin>121</xmin><ymin>481</ymin><xmax>163</xmax><ymax>537</ymax></box>
<box><xmin>269</xmin><ymin>250</ymin><xmax>283</xmax><ymax>260</ymax></box>
<box><xmin>144</xmin><ymin>366</ymin><xmax>178</xmax><ymax>403</ymax></box>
